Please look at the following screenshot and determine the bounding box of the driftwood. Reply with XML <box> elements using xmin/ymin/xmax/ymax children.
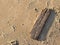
<box><xmin>30</xmin><ymin>8</ymin><xmax>51</xmax><ymax>40</ymax></box>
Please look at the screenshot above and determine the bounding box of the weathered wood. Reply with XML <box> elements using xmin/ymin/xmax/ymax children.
<box><xmin>30</xmin><ymin>8</ymin><xmax>51</xmax><ymax>40</ymax></box>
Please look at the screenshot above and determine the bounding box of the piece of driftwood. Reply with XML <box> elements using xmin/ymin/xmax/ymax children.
<box><xmin>38</xmin><ymin>9</ymin><xmax>56</xmax><ymax>41</ymax></box>
<box><xmin>30</xmin><ymin>8</ymin><xmax>51</xmax><ymax>40</ymax></box>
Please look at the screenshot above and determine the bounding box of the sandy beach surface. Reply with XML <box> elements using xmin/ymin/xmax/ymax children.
<box><xmin>0</xmin><ymin>0</ymin><xmax>60</xmax><ymax>45</ymax></box>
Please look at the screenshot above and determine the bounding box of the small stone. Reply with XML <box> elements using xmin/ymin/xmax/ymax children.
<box><xmin>11</xmin><ymin>25</ymin><xmax>16</xmax><ymax>32</ymax></box>
<box><xmin>22</xmin><ymin>24</ymin><xmax>24</xmax><ymax>26</ymax></box>
<box><xmin>34</xmin><ymin>8</ymin><xmax>39</xmax><ymax>12</ymax></box>
<box><xmin>11</xmin><ymin>40</ymin><xmax>19</xmax><ymax>45</ymax></box>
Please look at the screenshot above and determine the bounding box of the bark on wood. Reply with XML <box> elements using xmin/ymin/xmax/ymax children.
<box><xmin>30</xmin><ymin>8</ymin><xmax>51</xmax><ymax>40</ymax></box>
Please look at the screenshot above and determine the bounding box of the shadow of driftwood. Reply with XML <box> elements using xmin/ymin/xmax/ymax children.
<box><xmin>38</xmin><ymin>9</ymin><xmax>56</xmax><ymax>41</ymax></box>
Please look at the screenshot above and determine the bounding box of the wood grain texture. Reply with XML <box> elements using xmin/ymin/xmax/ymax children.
<box><xmin>30</xmin><ymin>8</ymin><xmax>51</xmax><ymax>40</ymax></box>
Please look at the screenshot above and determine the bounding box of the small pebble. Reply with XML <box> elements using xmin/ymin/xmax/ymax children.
<box><xmin>22</xmin><ymin>24</ymin><xmax>24</xmax><ymax>26</ymax></box>
<box><xmin>11</xmin><ymin>25</ymin><xmax>16</xmax><ymax>32</ymax></box>
<box><xmin>11</xmin><ymin>40</ymin><xmax>19</xmax><ymax>45</ymax></box>
<box><xmin>34</xmin><ymin>8</ymin><xmax>39</xmax><ymax>12</ymax></box>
